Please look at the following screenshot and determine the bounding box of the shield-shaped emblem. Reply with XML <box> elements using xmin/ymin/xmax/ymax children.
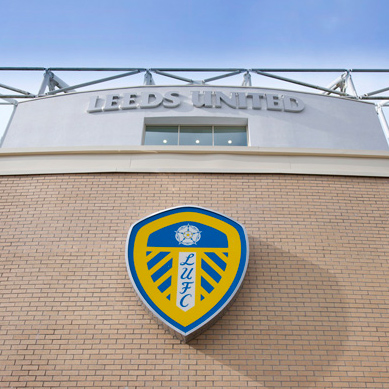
<box><xmin>126</xmin><ymin>206</ymin><xmax>249</xmax><ymax>342</ymax></box>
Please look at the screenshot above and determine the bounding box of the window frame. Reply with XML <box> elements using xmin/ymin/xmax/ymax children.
<box><xmin>143</xmin><ymin>125</ymin><xmax>248</xmax><ymax>146</ymax></box>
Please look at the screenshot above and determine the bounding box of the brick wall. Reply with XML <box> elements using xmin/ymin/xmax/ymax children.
<box><xmin>1</xmin><ymin>173</ymin><xmax>389</xmax><ymax>388</ymax></box>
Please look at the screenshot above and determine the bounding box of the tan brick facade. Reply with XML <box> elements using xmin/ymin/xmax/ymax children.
<box><xmin>1</xmin><ymin>173</ymin><xmax>389</xmax><ymax>388</ymax></box>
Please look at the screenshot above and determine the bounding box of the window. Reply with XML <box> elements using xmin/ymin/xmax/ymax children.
<box><xmin>144</xmin><ymin>126</ymin><xmax>247</xmax><ymax>146</ymax></box>
<box><xmin>143</xmin><ymin>126</ymin><xmax>178</xmax><ymax>146</ymax></box>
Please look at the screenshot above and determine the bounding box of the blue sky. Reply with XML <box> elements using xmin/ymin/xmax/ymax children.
<box><xmin>1</xmin><ymin>0</ymin><xmax>388</xmax><ymax>134</ymax></box>
<box><xmin>2</xmin><ymin>0</ymin><xmax>388</xmax><ymax>67</ymax></box>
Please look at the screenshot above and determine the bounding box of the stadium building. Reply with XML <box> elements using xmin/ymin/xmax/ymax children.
<box><xmin>1</xmin><ymin>68</ymin><xmax>389</xmax><ymax>388</ymax></box>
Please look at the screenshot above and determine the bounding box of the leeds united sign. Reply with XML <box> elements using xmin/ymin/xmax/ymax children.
<box><xmin>87</xmin><ymin>90</ymin><xmax>305</xmax><ymax>113</ymax></box>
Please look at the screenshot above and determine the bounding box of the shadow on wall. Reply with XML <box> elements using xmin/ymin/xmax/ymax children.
<box><xmin>190</xmin><ymin>238</ymin><xmax>351</xmax><ymax>388</ymax></box>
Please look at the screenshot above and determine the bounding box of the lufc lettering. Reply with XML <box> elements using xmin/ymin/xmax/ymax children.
<box><xmin>177</xmin><ymin>253</ymin><xmax>196</xmax><ymax>311</ymax></box>
<box><xmin>87</xmin><ymin>91</ymin><xmax>304</xmax><ymax>113</ymax></box>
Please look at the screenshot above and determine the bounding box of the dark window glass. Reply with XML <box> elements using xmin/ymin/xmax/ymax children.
<box><xmin>214</xmin><ymin>126</ymin><xmax>247</xmax><ymax>146</ymax></box>
<box><xmin>144</xmin><ymin>125</ymin><xmax>247</xmax><ymax>146</ymax></box>
<box><xmin>180</xmin><ymin>126</ymin><xmax>212</xmax><ymax>146</ymax></box>
<box><xmin>144</xmin><ymin>126</ymin><xmax>178</xmax><ymax>145</ymax></box>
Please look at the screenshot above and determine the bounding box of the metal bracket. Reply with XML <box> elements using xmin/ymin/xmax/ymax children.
<box><xmin>144</xmin><ymin>70</ymin><xmax>155</xmax><ymax>85</ymax></box>
<box><xmin>38</xmin><ymin>70</ymin><xmax>76</xmax><ymax>96</ymax></box>
<box><xmin>242</xmin><ymin>72</ymin><xmax>252</xmax><ymax>87</ymax></box>
<box><xmin>323</xmin><ymin>71</ymin><xmax>358</xmax><ymax>97</ymax></box>
<box><xmin>376</xmin><ymin>101</ymin><xmax>389</xmax><ymax>146</ymax></box>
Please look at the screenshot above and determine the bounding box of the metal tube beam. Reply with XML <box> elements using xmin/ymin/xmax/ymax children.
<box><xmin>251</xmin><ymin>68</ymin><xmax>348</xmax><ymax>73</ymax></box>
<box><xmin>364</xmin><ymin>86</ymin><xmax>389</xmax><ymax>97</ymax></box>
<box><xmin>253</xmin><ymin>70</ymin><xmax>351</xmax><ymax>97</ymax></box>
<box><xmin>1</xmin><ymin>68</ymin><xmax>389</xmax><ymax>101</ymax></box>
<box><xmin>0</xmin><ymin>95</ymin><xmax>35</xmax><ymax>99</ymax></box>
<box><xmin>360</xmin><ymin>96</ymin><xmax>389</xmax><ymax>100</ymax></box>
<box><xmin>253</xmin><ymin>69</ymin><xmax>389</xmax><ymax>73</ymax></box>
<box><xmin>38</xmin><ymin>71</ymin><xmax>52</xmax><ymax>95</ymax></box>
<box><xmin>349</xmin><ymin>69</ymin><xmax>389</xmax><ymax>72</ymax></box>
<box><xmin>46</xmin><ymin>70</ymin><xmax>142</xmax><ymax>95</ymax></box>
<box><xmin>151</xmin><ymin>68</ymin><xmax>247</xmax><ymax>72</ymax></box>
<box><xmin>0</xmin><ymin>95</ymin><xmax>18</xmax><ymax>104</ymax></box>
<box><xmin>151</xmin><ymin>70</ymin><xmax>194</xmax><ymax>83</ymax></box>
<box><xmin>203</xmin><ymin>70</ymin><xmax>245</xmax><ymax>83</ymax></box>
<box><xmin>345</xmin><ymin>73</ymin><xmax>358</xmax><ymax>97</ymax></box>
<box><xmin>0</xmin><ymin>82</ymin><xmax>34</xmax><ymax>96</ymax></box>
<box><xmin>0</xmin><ymin>67</ymin><xmax>388</xmax><ymax>72</ymax></box>
<box><xmin>48</xmin><ymin>67</ymin><xmax>146</xmax><ymax>72</ymax></box>
<box><xmin>0</xmin><ymin>67</ymin><xmax>46</xmax><ymax>71</ymax></box>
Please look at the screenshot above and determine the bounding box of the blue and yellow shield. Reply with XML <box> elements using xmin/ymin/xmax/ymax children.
<box><xmin>126</xmin><ymin>206</ymin><xmax>249</xmax><ymax>342</ymax></box>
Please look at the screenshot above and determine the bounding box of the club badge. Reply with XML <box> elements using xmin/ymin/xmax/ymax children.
<box><xmin>125</xmin><ymin>206</ymin><xmax>249</xmax><ymax>342</ymax></box>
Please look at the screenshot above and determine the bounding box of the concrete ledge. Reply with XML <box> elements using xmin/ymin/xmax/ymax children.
<box><xmin>1</xmin><ymin>146</ymin><xmax>389</xmax><ymax>177</ymax></box>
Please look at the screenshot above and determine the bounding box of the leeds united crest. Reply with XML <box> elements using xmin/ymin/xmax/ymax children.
<box><xmin>125</xmin><ymin>206</ymin><xmax>249</xmax><ymax>342</ymax></box>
